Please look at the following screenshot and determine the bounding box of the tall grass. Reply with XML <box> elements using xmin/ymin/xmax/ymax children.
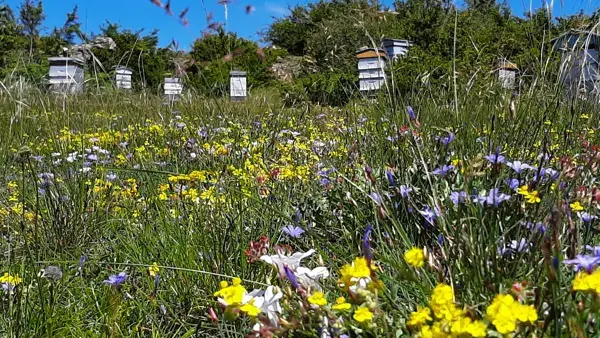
<box><xmin>0</xmin><ymin>36</ymin><xmax>599</xmax><ymax>337</ymax></box>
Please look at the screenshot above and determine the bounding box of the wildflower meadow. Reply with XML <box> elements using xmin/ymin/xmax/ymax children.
<box><xmin>0</xmin><ymin>81</ymin><xmax>598</xmax><ymax>338</ymax></box>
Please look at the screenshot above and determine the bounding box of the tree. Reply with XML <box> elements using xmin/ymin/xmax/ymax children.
<box><xmin>18</xmin><ymin>0</ymin><xmax>44</xmax><ymax>58</ymax></box>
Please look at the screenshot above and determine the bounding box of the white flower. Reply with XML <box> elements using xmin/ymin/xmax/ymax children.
<box><xmin>260</xmin><ymin>249</ymin><xmax>316</xmax><ymax>277</ymax></box>
<box><xmin>295</xmin><ymin>266</ymin><xmax>329</xmax><ymax>290</ymax></box>
<box><xmin>244</xmin><ymin>286</ymin><xmax>283</xmax><ymax>327</ymax></box>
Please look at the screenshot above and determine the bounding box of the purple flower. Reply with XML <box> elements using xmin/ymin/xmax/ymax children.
<box><xmin>407</xmin><ymin>106</ymin><xmax>416</xmax><ymax>120</ymax></box>
<box><xmin>507</xmin><ymin>161</ymin><xmax>533</xmax><ymax>174</ymax></box>
<box><xmin>363</xmin><ymin>225</ymin><xmax>373</xmax><ymax>261</ymax></box>
<box><xmin>400</xmin><ymin>185</ymin><xmax>412</xmax><ymax>198</ymax></box>
<box><xmin>370</xmin><ymin>192</ymin><xmax>382</xmax><ymax>205</ymax></box>
<box><xmin>544</xmin><ymin>168</ymin><xmax>559</xmax><ymax>180</ymax></box>
<box><xmin>484</xmin><ymin>152</ymin><xmax>506</xmax><ymax>165</ymax></box>
<box><xmin>282</xmin><ymin>225</ymin><xmax>305</xmax><ymax>238</ymax></box>
<box><xmin>87</xmin><ymin>154</ymin><xmax>98</xmax><ymax>161</ymax></box>
<box><xmin>78</xmin><ymin>256</ymin><xmax>86</xmax><ymax>271</ymax></box>
<box><xmin>507</xmin><ymin>178</ymin><xmax>520</xmax><ymax>190</ymax></box>
<box><xmin>438</xmin><ymin>132</ymin><xmax>455</xmax><ymax>146</ymax></box>
<box><xmin>419</xmin><ymin>206</ymin><xmax>438</xmax><ymax>226</ymax></box>
<box><xmin>450</xmin><ymin>191</ymin><xmax>468</xmax><ymax>205</ymax></box>
<box><xmin>581</xmin><ymin>212</ymin><xmax>597</xmax><ymax>225</ymax></box>
<box><xmin>106</xmin><ymin>173</ymin><xmax>118</xmax><ymax>181</ymax></box>
<box><xmin>585</xmin><ymin>245</ymin><xmax>600</xmax><ymax>257</ymax></box>
<box><xmin>564</xmin><ymin>255</ymin><xmax>600</xmax><ymax>273</ymax></box>
<box><xmin>525</xmin><ymin>221</ymin><xmax>546</xmax><ymax>234</ymax></box>
<box><xmin>386</xmin><ymin>170</ymin><xmax>396</xmax><ymax>187</ymax></box>
<box><xmin>284</xmin><ymin>266</ymin><xmax>300</xmax><ymax>289</ymax></box>
<box><xmin>484</xmin><ymin>188</ymin><xmax>510</xmax><ymax>207</ymax></box>
<box><xmin>437</xmin><ymin>234</ymin><xmax>444</xmax><ymax>245</ymax></box>
<box><xmin>432</xmin><ymin>165</ymin><xmax>455</xmax><ymax>176</ymax></box>
<box><xmin>103</xmin><ymin>272</ymin><xmax>127</xmax><ymax>287</ymax></box>
<box><xmin>498</xmin><ymin>238</ymin><xmax>529</xmax><ymax>256</ymax></box>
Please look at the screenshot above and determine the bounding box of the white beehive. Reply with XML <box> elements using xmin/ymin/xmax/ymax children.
<box><xmin>382</xmin><ymin>38</ymin><xmax>412</xmax><ymax>61</ymax></box>
<box><xmin>498</xmin><ymin>59</ymin><xmax>518</xmax><ymax>89</ymax></box>
<box><xmin>164</xmin><ymin>77</ymin><xmax>183</xmax><ymax>100</ymax></box>
<box><xmin>230</xmin><ymin>70</ymin><xmax>247</xmax><ymax>102</ymax></box>
<box><xmin>551</xmin><ymin>29</ymin><xmax>600</xmax><ymax>95</ymax></box>
<box><xmin>356</xmin><ymin>47</ymin><xmax>388</xmax><ymax>92</ymax></box>
<box><xmin>115</xmin><ymin>66</ymin><xmax>133</xmax><ymax>90</ymax></box>
<box><xmin>48</xmin><ymin>57</ymin><xmax>85</xmax><ymax>94</ymax></box>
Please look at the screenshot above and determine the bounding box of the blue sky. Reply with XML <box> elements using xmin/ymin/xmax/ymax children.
<box><xmin>3</xmin><ymin>0</ymin><xmax>598</xmax><ymax>49</ymax></box>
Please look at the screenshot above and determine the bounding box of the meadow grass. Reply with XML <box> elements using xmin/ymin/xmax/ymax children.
<box><xmin>0</xmin><ymin>80</ymin><xmax>599</xmax><ymax>337</ymax></box>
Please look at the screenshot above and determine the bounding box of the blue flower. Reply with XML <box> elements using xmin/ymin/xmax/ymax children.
<box><xmin>103</xmin><ymin>272</ymin><xmax>127</xmax><ymax>287</ymax></box>
<box><xmin>363</xmin><ymin>225</ymin><xmax>373</xmax><ymax>261</ymax></box>
<box><xmin>400</xmin><ymin>185</ymin><xmax>412</xmax><ymax>198</ymax></box>
<box><xmin>282</xmin><ymin>225</ymin><xmax>305</xmax><ymax>238</ymax></box>
<box><xmin>474</xmin><ymin>188</ymin><xmax>510</xmax><ymax>207</ymax></box>
<box><xmin>284</xmin><ymin>266</ymin><xmax>300</xmax><ymax>289</ymax></box>
<box><xmin>507</xmin><ymin>161</ymin><xmax>533</xmax><ymax>174</ymax></box>
<box><xmin>484</xmin><ymin>152</ymin><xmax>506</xmax><ymax>165</ymax></box>
<box><xmin>438</xmin><ymin>132</ymin><xmax>455</xmax><ymax>146</ymax></box>
<box><xmin>386</xmin><ymin>170</ymin><xmax>396</xmax><ymax>187</ymax></box>
<box><xmin>450</xmin><ymin>191</ymin><xmax>468</xmax><ymax>205</ymax></box>
<box><xmin>370</xmin><ymin>192</ymin><xmax>382</xmax><ymax>205</ymax></box>
<box><xmin>407</xmin><ymin>106</ymin><xmax>416</xmax><ymax>120</ymax></box>
<box><xmin>507</xmin><ymin>178</ymin><xmax>520</xmax><ymax>190</ymax></box>
<box><xmin>564</xmin><ymin>255</ymin><xmax>600</xmax><ymax>273</ymax></box>
<box><xmin>580</xmin><ymin>212</ymin><xmax>596</xmax><ymax>225</ymax></box>
<box><xmin>432</xmin><ymin>165</ymin><xmax>454</xmax><ymax>176</ymax></box>
<box><xmin>498</xmin><ymin>238</ymin><xmax>529</xmax><ymax>256</ymax></box>
<box><xmin>419</xmin><ymin>206</ymin><xmax>438</xmax><ymax>226</ymax></box>
<box><xmin>586</xmin><ymin>245</ymin><xmax>600</xmax><ymax>257</ymax></box>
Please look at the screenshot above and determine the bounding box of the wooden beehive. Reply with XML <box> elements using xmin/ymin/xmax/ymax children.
<box><xmin>356</xmin><ymin>47</ymin><xmax>388</xmax><ymax>92</ymax></box>
<box><xmin>115</xmin><ymin>66</ymin><xmax>133</xmax><ymax>90</ymax></box>
<box><xmin>48</xmin><ymin>57</ymin><xmax>85</xmax><ymax>94</ymax></box>
<box><xmin>230</xmin><ymin>70</ymin><xmax>247</xmax><ymax>102</ymax></box>
<box><xmin>164</xmin><ymin>77</ymin><xmax>183</xmax><ymax>100</ymax></box>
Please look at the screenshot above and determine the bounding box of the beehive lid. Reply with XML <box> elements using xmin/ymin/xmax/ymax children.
<box><xmin>115</xmin><ymin>66</ymin><xmax>133</xmax><ymax>74</ymax></box>
<box><xmin>498</xmin><ymin>60</ymin><xmax>518</xmax><ymax>70</ymax></box>
<box><xmin>230</xmin><ymin>70</ymin><xmax>247</xmax><ymax>76</ymax></box>
<box><xmin>356</xmin><ymin>47</ymin><xmax>388</xmax><ymax>59</ymax></box>
<box><xmin>48</xmin><ymin>57</ymin><xmax>85</xmax><ymax>66</ymax></box>
<box><xmin>382</xmin><ymin>38</ymin><xmax>413</xmax><ymax>46</ymax></box>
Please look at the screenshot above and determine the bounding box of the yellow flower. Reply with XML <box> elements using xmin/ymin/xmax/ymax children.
<box><xmin>514</xmin><ymin>304</ymin><xmax>538</xmax><ymax>324</ymax></box>
<box><xmin>467</xmin><ymin>320</ymin><xmax>488</xmax><ymax>337</ymax></box>
<box><xmin>408</xmin><ymin>306</ymin><xmax>432</xmax><ymax>327</ymax></box>
<box><xmin>525</xmin><ymin>190</ymin><xmax>541</xmax><ymax>204</ymax></box>
<box><xmin>516</xmin><ymin>185</ymin><xmax>529</xmax><ymax>195</ymax></box>
<box><xmin>148</xmin><ymin>262</ymin><xmax>159</xmax><ymax>277</ymax></box>
<box><xmin>332</xmin><ymin>297</ymin><xmax>351</xmax><ymax>311</ymax></box>
<box><xmin>239</xmin><ymin>299</ymin><xmax>261</xmax><ymax>317</ymax></box>
<box><xmin>404</xmin><ymin>247</ymin><xmax>426</xmax><ymax>268</ymax></box>
<box><xmin>353</xmin><ymin>306</ymin><xmax>374</xmax><ymax>323</ymax></box>
<box><xmin>429</xmin><ymin>284</ymin><xmax>463</xmax><ymax>321</ymax></box>
<box><xmin>213</xmin><ymin>277</ymin><xmax>246</xmax><ymax>306</ymax></box>
<box><xmin>0</xmin><ymin>273</ymin><xmax>22</xmax><ymax>286</ymax></box>
<box><xmin>486</xmin><ymin>294</ymin><xmax>536</xmax><ymax>334</ymax></box>
<box><xmin>572</xmin><ymin>270</ymin><xmax>600</xmax><ymax>293</ymax></box>
<box><xmin>570</xmin><ymin>201</ymin><xmax>584</xmax><ymax>211</ymax></box>
<box><xmin>307</xmin><ymin>292</ymin><xmax>328</xmax><ymax>306</ymax></box>
<box><xmin>338</xmin><ymin>257</ymin><xmax>373</xmax><ymax>290</ymax></box>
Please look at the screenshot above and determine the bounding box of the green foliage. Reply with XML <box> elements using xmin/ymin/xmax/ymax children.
<box><xmin>187</xmin><ymin>29</ymin><xmax>280</xmax><ymax>97</ymax></box>
<box><xmin>90</xmin><ymin>23</ymin><xmax>176</xmax><ymax>91</ymax></box>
